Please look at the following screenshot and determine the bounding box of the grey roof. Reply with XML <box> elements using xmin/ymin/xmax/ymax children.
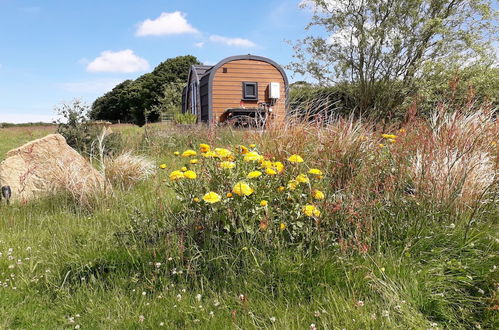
<box><xmin>192</xmin><ymin>65</ymin><xmax>213</xmax><ymax>78</ymax></box>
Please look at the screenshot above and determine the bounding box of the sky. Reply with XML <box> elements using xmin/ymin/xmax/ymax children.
<box><xmin>0</xmin><ymin>0</ymin><xmax>312</xmax><ymax>123</ymax></box>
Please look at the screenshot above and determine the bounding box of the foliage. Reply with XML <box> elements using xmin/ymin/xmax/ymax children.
<box><xmin>56</xmin><ymin>99</ymin><xmax>122</xmax><ymax>156</ymax></box>
<box><xmin>291</xmin><ymin>0</ymin><xmax>498</xmax><ymax>119</ymax></box>
<box><xmin>150</xmin><ymin>79</ymin><xmax>185</xmax><ymax>117</ymax></box>
<box><xmin>173</xmin><ymin>112</ymin><xmax>198</xmax><ymax>125</ymax></box>
<box><xmin>90</xmin><ymin>55</ymin><xmax>200</xmax><ymax>126</ymax></box>
<box><xmin>0</xmin><ymin>108</ymin><xmax>497</xmax><ymax>328</ymax></box>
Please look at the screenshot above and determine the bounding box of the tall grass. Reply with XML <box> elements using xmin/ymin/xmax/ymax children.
<box><xmin>0</xmin><ymin>106</ymin><xmax>497</xmax><ymax>328</ymax></box>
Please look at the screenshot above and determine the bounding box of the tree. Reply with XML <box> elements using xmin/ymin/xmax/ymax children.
<box><xmin>90</xmin><ymin>55</ymin><xmax>200</xmax><ymax>125</ymax></box>
<box><xmin>291</xmin><ymin>0</ymin><xmax>498</xmax><ymax>119</ymax></box>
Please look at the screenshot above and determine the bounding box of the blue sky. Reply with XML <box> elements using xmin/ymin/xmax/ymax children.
<box><xmin>0</xmin><ymin>0</ymin><xmax>311</xmax><ymax>123</ymax></box>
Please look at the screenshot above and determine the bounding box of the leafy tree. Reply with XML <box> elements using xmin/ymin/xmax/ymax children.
<box><xmin>90</xmin><ymin>55</ymin><xmax>200</xmax><ymax>125</ymax></box>
<box><xmin>291</xmin><ymin>0</ymin><xmax>498</xmax><ymax>119</ymax></box>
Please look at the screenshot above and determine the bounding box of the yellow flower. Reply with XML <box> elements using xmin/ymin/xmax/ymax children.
<box><xmin>379</xmin><ymin>143</ymin><xmax>385</xmax><ymax>148</ymax></box>
<box><xmin>243</xmin><ymin>151</ymin><xmax>263</xmax><ymax>162</ymax></box>
<box><xmin>236</xmin><ymin>145</ymin><xmax>249</xmax><ymax>154</ymax></box>
<box><xmin>226</xmin><ymin>192</ymin><xmax>233</xmax><ymax>198</ymax></box>
<box><xmin>265</xmin><ymin>168</ymin><xmax>277</xmax><ymax>175</ymax></box>
<box><xmin>277</xmin><ymin>186</ymin><xmax>285</xmax><ymax>192</ymax></box>
<box><xmin>260</xmin><ymin>200</ymin><xmax>268</xmax><ymax>207</ymax></box>
<box><xmin>173</xmin><ymin>151</ymin><xmax>180</xmax><ymax>156</ymax></box>
<box><xmin>387</xmin><ymin>138</ymin><xmax>396</xmax><ymax>144</ymax></box>
<box><xmin>279</xmin><ymin>223</ymin><xmax>286</xmax><ymax>231</ymax></box>
<box><xmin>247</xmin><ymin>170</ymin><xmax>262</xmax><ymax>179</ymax></box>
<box><xmin>181</xmin><ymin>166</ymin><xmax>188</xmax><ymax>172</ymax></box>
<box><xmin>288</xmin><ymin>154</ymin><xmax>304</xmax><ymax>163</ymax></box>
<box><xmin>399</xmin><ymin>128</ymin><xmax>406</xmax><ymax>134</ymax></box>
<box><xmin>159</xmin><ymin>163</ymin><xmax>167</xmax><ymax>169</ymax></box>
<box><xmin>303</xmin><ymin>204</ymin><xmax>321</xmax><ymax>217</ymax></box>
<box><xmin>296</xmin><ymin>174</ymin><xmax>310</xmax><ymax>184</ymax></box>
<box><xmin>203</xmin><ymin>192</ymin><xmax>221</xmax><ymax>204</ymax></box>
<box><xmin>193</xmin><ymin>197</ymin><xmax>200</xmax><ymax>203</ymax></box>
<box><xmin>184</xmin><ymin>170</ymin><xmax>197</xmax><ymax>179</ymax></box>
<box><xmin>169</xmin><ymin>170</ymin><xmax>184</xmax><ymax>181</ymax></box>
<box><xmin>232</xmin><ymin>181</ymin><xmax>254</xmax><ymax>196</ymax></box>
<box><xmin>308</xmin><ymin>168</ymin><xmax>323</xmax><ymax>176</ymax></box>
<box><xmin>381</xmin><ymin>134</ymin><xmax>397</xmax><ymax>139</ymax></box>
<box><xmin>202</xmin><ymin>151</ymin><xmax>217</xmax><ymax>158</ymax></box>
<box><xmin>273</xmin><ymin>161</ymin><xmax>284</xmax><ymax>173</ymax></box>
<box><xmin>287</xmin><ymin>179</ymin><xmax>298</xmax><ymax>190</ymax></box>
<box><xmin>182</xmin><ymin>149</ymin><xmax>197</xmax><ymax>157</ymax></box>
<box><xmin>261</xmin><ymin>160</ymin><xmax>272</xmax><ymax>169</ymax></box>
<box><xmin>199</xmin><ymin>144</ymin><xmax>211</xmax><ymax>153</ymax></box>
<box><xmin>219</xmin><ymin>161</ymin><xmax>236</xmax><ymax>169</ymax></box>
<box><xmin>215</xmin><ymin>148</ymin><xmax>232</xmax><ymax>158</ymax></box>
<box><xmin>249</xmin><ymin>144</ymin><xmax>256</xmax><ymax>148</ymax></box>
<box><xmin>312</xmin><ymin>189</ymin><xmax>325</xmax><ymax>200</ymax></box>
<box><xmin>491</xmin><ymin>141</ymin><xmax>496</xmax><ymax>147</ymax></box>
<box><xmin>190</xmin><ymin>159</ymin><xmax>198</xmax><ymax>164</ymax></box>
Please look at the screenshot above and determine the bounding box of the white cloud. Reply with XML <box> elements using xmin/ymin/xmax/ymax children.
<box><xmin>86</xmin><ymin>50</ymin><xmax>149</xmax><ymax>73</ymax></box>
<box><xmin>209</xmin><ymin>35</ymin><xmax>256</xmax><ymax>48</ymax></box>
<box><xmin>136</xmin><ymin>11</ymin><xmax>198</xmax><ymax>36</ymax></box>
<box><xmin>58</xmin><ymin>78</ymin><xmax>126</xmax><ymax>94</ymax></box>
<box><xmin>194</xmin><ymin>42</ymin><xmax>204</xmax><ymax>48</ymax></box>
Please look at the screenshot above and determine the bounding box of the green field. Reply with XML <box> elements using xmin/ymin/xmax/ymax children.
<box><xmin>0</xmin><ymin>119</ymin><xmax>497</xmax><ymax>329</ymax></box>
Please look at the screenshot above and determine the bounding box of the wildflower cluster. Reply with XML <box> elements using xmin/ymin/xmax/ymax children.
<box><xmin>160</xmin><ymin>143</ymin><xmax>327</xmax><ymax>240</ymax></box>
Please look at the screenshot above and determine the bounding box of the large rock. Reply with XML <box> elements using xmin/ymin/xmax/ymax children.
<box><xmin>0</xmin><ymin>134</ymin><xmax>105</xmax><ymax>203</ymax></box>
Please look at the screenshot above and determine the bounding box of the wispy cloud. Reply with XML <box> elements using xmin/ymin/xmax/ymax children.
<box><xmin>86</xmin><ymin>50</ymin><xmax>149</xmax><ymax>73</ymax></box>
<box><xmin>136</xmin><ymin>11</ymin><xmax>199</xmax><ymax>36</ymax></box>
<box><xmin>209</xmin><ymin>35</ymin><xmax>256</xmax><ymax>48</ymax></box>
<box><xmin>194</xmin><ymin>42</ymin><xmax>204</xmax><ymax>48</ymax></box>
<box><xmin>58</xmin><ymin>78</ymin><xmax>125</xmax><ymax>94</ymax></box>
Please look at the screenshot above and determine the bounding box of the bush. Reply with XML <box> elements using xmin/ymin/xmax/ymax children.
<box><xmin>55</xmin><ymin>99</ymin><xmax>123</xmax><ymax>156</ymax></box>
<box><xmin>173</xmin><ymin>113</ymin><xmax>197</xmax><ymax>125</ymax></box>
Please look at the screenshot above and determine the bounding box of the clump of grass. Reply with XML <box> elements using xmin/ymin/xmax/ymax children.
<box><xmin>104</xmin><ymin>152</ymin><xmax>155</xmax><ymax>190</ymax></box>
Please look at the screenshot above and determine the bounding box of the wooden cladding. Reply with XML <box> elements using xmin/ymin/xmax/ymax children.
<box><xmin>212</xmin><ymin>59</ymin><xmax>286</xmax><ymax>122</ymax></box>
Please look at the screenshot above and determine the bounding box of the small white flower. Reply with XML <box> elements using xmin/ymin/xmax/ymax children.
<box><xmin>269</xmin><ymin>317</ymin><xmax>276</xmax><ymax>322</ymax></box>
<box><xmin>74</xmin><ymin>325</ymin><xmax>80</xmax><ymax>329</ymax></box>
<box><xmin>138</xmin><ymin>315</ymin><xmax>145</xmax><ymax>322</ymax></box>
<box><xmin>382</xmin><ymin>310</ymin><xmax>389</xmax><ymax>317</ymax></box>
<box><xmin>142</xmin><ymin>291</ymin><xmax>147</xmax><ymax>296</ymax></box>
<box><xmin>239</xmin><ymin>294</ymin><xmax>245</xmax><ymax>301</ymax></box>
<box><xmin>176</xmin><ymin>294</ymin><xmax>182</xmax><ymax>301</ymax></box>
<box><xmin>214</xmin><ymin>300</ymin><xmax>220</xmax><ymax>307</ymax></box>
<box><xmin>68</xmin><ymin>316</ymin><xmax>75</xmax><ymax>323</ymax></box>
<box><xmin>449</xmin><ymin>223</ymin><xmax>456</xmax><ymax>229</ymax></box>
<box><xmin>310</xmin><ymin>324</ymin><xmax>317</xmax><ymax>330</ymax></box>
<box><xmin>314</xmin><ymin>310</ymin><xmax>321</xmax><ymax>317</ymax></box>
<box><xmin>477</xmin><ymin>288</ymin><xmax>485</xmax><ymax>295</ymax></box>
<box><xmin>356</xmin><ymin>300</ymin><xmax>364</xmax><ymax>307</ymax></box>
<box><xmin>196</xmin><ymin>293</ymin><xmax>202</xmax><ymax>302</ymax></box>
<box><xmin>159</xmin><ymin>322</ymin><xmax>164</xmax><ymax>326</ymax></box>
<box><xmin>209</xmin><ymin>311</ymin><xmax>214</xmax><ymax>317</ymax></box>
<box><xmin>155</xmin><ymin>262</ymin><xmax>161</xmax><ymax>268</ymax></box>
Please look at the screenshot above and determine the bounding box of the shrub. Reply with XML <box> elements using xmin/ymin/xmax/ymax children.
<box><xmin>55</xmin><ymin>99</ymin><xmax>123</xmax><ymax>156</ymax></box>
<box><xmin>173</xmin><ymin>113</ymin><xmax>197</xmax><ymax>125</ymax></box>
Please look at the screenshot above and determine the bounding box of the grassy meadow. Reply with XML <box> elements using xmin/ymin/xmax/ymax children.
<box><xmin>0</xmin><ymin>114</ymin><xmax>498</xmax><ymax>329</ymax></box>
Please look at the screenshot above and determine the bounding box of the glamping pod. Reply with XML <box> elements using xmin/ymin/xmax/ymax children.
<box><xmin>182</xmin><ymin>55</ymin><xmax>288</xmax><ymax>126</ymax></box>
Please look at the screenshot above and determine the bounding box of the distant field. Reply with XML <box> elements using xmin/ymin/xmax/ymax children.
<box><xmin>0</xmin><ymin>125</ymin><xmax>56</xmax><ymax>160</ymax></box>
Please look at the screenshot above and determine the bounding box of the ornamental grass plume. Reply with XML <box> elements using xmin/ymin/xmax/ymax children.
<box><xmin>409</xmin><ymin>108</ymin><xmax>497</xmax><ymax>206</ymax></box>
<box><xmin>104</xmin><ymin>152</ymin><xmax>155</xmax><ymax>190</ymax></box>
